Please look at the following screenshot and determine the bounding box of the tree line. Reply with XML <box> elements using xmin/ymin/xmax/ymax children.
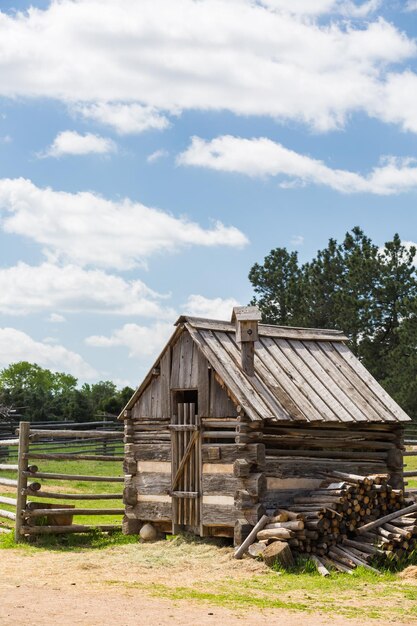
<box><xmin>249</xmin><ymin>226</ymin><xmax>417</xmax><ymax>419</ymax></box>
<box><xmin>0</xmin><ymin>361</ymin><xmax>133</xmax><ymax>423</ymax></box>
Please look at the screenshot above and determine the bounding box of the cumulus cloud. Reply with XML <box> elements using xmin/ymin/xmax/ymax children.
<box><xmin>290</xmin><ymin>235</ymin><xmax>305</xmax><ymax>246</ymax></box>
<box><xmin>147</xmin><ymin>149</ymin><xmax>169</xmax><ymax>163</ymax></box>
<box><xmin>0</xmin><ymin>1</ymin><xmax>415</xmax><ymax>132</ymax></box>
<box><xmin>85</xmin><ymin>293</ymin><xmax>242</xmax><ymax>359</ymax></box>
<box><xmin>86</xmin><ymin>322</ymin><xmax>174</xmax><ymax>359</ymax></box>
<box><xmin>373</xmin><ymin>72</ymin><xmax>417</xmax><ymax>134</ymax></box>
<box><xmin>183</xmin><ymin>294</ymin><xmax>240</xmax><ymax>320</ymax></box>
<box><xmin>259</xmin><ymin>0</ymin><xmax>380</xmax><ymax>16</ymax></box>
<box><xmin>74</xmin><ymin>102</ymin><xmax>169</xmax><ymax>135</ymax></box>
<box><xmin>0</xmin><ymin>327</ymin><xmax>97</xmax><ymax>379</ymax></box>
<box><xmin>41</xmin><ymin>130</ymin><xmax>116</xmax><ymax>157</ymax></box>
<box><xmin>48</xmin><ymin>312</ymin><xmax>66</xmax><ymax>323</ymax></box>
<box><xmin>0</xmin><ymin>178</ymin><xmax>248</xmax><ymax>270</ymax></box>
<box><xmin>179</xmin><ymin>135</ymin><xmax>417</xmax><ymax>195</ymax></box>
<box><xmin>0</xmin><ymin>262</ymin><xmax>174</xmax><ymax>317</ymax></box>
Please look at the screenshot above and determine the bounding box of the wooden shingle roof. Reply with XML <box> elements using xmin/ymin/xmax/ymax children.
<box><xmin>179</xmin><ymin>316</ymin><xmax>410</xmax><ymax>424</ymax></box>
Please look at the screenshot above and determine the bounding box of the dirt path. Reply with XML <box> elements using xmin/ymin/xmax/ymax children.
<box><xmin>0</xmin><ymin>542</ymin><xmax>416</xmax><ymax>626</ymax></box>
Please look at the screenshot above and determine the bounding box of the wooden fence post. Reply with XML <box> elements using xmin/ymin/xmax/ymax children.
<box><xmin>15</xmin><ymin>421</ymin><xmax>30</xmax><ymax>542</ymax></box>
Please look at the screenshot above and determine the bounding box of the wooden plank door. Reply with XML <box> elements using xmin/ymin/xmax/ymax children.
<box><xmin>171</xmin><ymin>402</ymin><xmax>201</xmax><ymax>532</ymax></box>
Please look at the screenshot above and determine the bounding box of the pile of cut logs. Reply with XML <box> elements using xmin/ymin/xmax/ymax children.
<box><xmin>235</xmin><ymin>471</ymin><xmax>417</xmax><ymax>575</ymax></box>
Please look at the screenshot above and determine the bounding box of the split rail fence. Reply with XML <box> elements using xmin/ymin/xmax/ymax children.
<box><xmin>0</xmin><ymin>421</ymin><xmax>124</xmax><ymax>541</ymax></box>
<box><xmin>404</xmin><ymin>423</ymin><xmax>417</xmax><ymax>496</ymax></box>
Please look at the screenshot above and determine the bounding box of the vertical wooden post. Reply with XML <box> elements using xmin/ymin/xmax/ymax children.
<box><xmin>15</xmin><ymin>421</ymin><xmax>30</xmax><ymax>542</ymax></box>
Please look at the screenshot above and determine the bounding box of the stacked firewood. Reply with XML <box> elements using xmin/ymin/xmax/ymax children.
<box><xmin>238</xmin><ymin>471</ymin><xmax>417</xmax><ymax>574</ymax></box>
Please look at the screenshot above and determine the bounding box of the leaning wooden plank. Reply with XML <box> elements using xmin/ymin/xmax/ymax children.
<box><xmin>26</xmin><ymin>508</ymin><xmax>124</xmax><ymax>518</ymax></box>
<box><xmin>0</xmin><ymin>509</ymin><xmax>16</xmax><ymax>521</ymax></box>
<box><xmin>171</xmin><ymin>431</ymin><xmax>199</xmax><ymax>492</ymax></box>
<box><xmin>24</xmin><ymin>489</ymin><xmax>122</xmax><ymax>500</ymax></box>
<box><xmin>0</xmin><ymin>463</ymin><xmax>18</xmax><ymax>471</ymax></box>
<box><xmin>23</xmin><ymin>471</ymin><xmax>124</xmax><ymax>482</ymax></box>
<box><xmin>0</xmin><ymin>439</ymin><xmax>19</xmax><ymax>446</ymax></box>
<box><xmin>310</xmin><ymin>554</ymin><xmax>330</xmax><ymax>577</ymax></box>
<box><xmin>20</xmin><ymin>524</ymin><xmax>120</xmax><ymax>534</ymax></box>
<box><xmin>25</xmin><ymin>453</ymin><xmax>124</xmax><ymax>462</ymax></box>
<box><xmin>357</xmin><ymin>503</ymin><xmax>417</xmax><ymax>534</ymax></box>
<box><xmin>234</xmin><ymin>514</ymin><xmax>269</xmax><ymax>559</ymax></box>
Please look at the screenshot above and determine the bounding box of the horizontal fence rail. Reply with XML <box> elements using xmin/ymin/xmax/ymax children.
<box><xmin>403</xmin><ymin>425</ymin><xmax>417</xmax><ymax>491</ymax></box>
<box><xmin>0</xmin><ymin>431</ymin><xmax>19</xmax><ymax>535</ymax></box>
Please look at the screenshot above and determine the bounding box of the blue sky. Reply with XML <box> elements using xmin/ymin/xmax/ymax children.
<box><xmin>1</xmin><ymin>0</ymin><xmax>417</xmax><ymax>387</ymax></box>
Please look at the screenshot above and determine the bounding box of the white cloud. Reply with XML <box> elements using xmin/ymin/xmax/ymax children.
<box><xmin>0</xmin><ymin>1</ymin><xmax>414</xmax><ymax>133</ymax></box>
<box><xmin>406</xmin><ymin>1</ymin><xmax>417</xmax><ymax>10</ymax></box>
<box><xmin>259</xmin><ymin>0</ymin><xmax>380</xmax><ymax>16</ymax></box>
<box><xmin>373</xmin><ymin>72</ymin><xmax>417</xmax><ymax>134</ymax></box>
<box><xmin>179</xmin><ymin>135</ymin><xmax>417</xmax><ymax>195</ymax></box>
<box><xmin>183</xmin><ymin>294</ymin><xmax>240</xmax><ymax>320</ymax></box>
<box><xmin>147</xmin><ymin>149</ymin><xmax>169</xmax><ymax>163</ymax></box>
<box><xmin>48</xmin><ymin>312</ymin><xmax>66</xmax><ymax>323</ymax></box>
<box><xmin>74</xmin><ymin>102</ymin><xmax>170</xmax><ymax>135</ymax></box>
<box><xmin>0</xmin><ymin>135</ymin><xmax>11</xmax><ymax>144</ymax></box>
<box><xmin>86</xmin><ymin>322</ymin><xmax>174</xmax><ymax>359</ymax></box>
<box><xmin>0</xmin><ymin>262</ymin><xmax>174</xmax><ymax>317</ymax></box>
<box><xmin>0</xmin><ymin>178</ymin><xmax>248</xmax><ymax>270</ymax></box>
<box><xmin>41</xmin><ymin>130</ymin><xmax>116</xmax><ymax>157</ymax></box>
<box><xmin>42</xmin><ymin>336</ymin><xmax>60</xmax><ymax>344</ymax></box>
<box><xmin>290</xmin><ymin>235</ymin><xmax>304</xmax><ymax>246</ymax></box>
<box><xmin>0</xmin><ymin>327</ymin><xmax>97</xmax><ymax>379</ymax></box>
<box><xmin>85</xmin><ymin>293</ymin><xmax>242</xmax><ymax>359</ymax></box>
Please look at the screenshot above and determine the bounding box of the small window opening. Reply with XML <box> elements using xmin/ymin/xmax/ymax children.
<box><xmin>173</xmin><ymin>389</ymin><xmax>198</xmax><ymax>413</ymax></box>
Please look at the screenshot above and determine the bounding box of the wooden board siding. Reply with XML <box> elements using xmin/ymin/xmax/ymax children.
<box><xmin>209</xmin><ymin>374</ymin><xmax>236</xmax><ymax>418</ymax></box>
<box><xmin>170</xmin><ymin>331</ymin><xmax>199</xmax><ymax>389</ymax></box>
<box><xmin>132</xmin><ymin>377</ymin><xmax>162</xmax><ymax>420</ymax></box>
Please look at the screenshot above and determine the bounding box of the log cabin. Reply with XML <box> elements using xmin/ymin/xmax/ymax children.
<box><xmin>120</xmin><ymin>306</ymin><xmax>410</xmax><ymax>545</ymax></box>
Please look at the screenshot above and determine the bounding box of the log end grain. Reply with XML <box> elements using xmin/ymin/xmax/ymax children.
<box><xmin>262</xmin><ymin>541</ymin><xmax>294</xmax><ymax>569</ymax></box>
